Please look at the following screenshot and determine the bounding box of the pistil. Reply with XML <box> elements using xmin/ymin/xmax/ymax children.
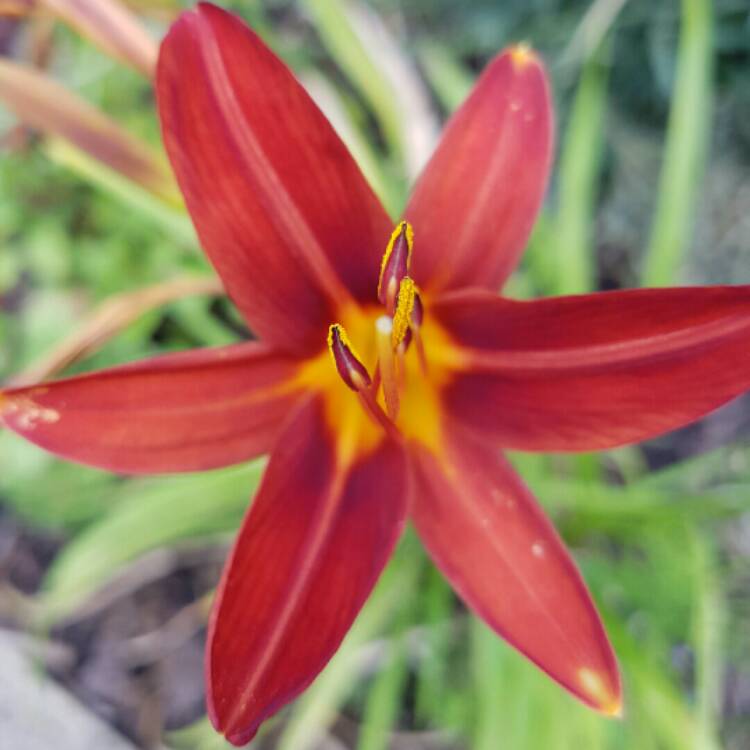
<box><xmin>375</xmin><ymin>316</ymin><xmax>400</xmax><ymax>419</ymax></box>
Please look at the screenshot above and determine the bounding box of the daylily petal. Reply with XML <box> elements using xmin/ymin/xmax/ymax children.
<box><xmin>433</xmin><ymin>287</ymin><xmax>750</xmax><ymax>450</ymax></box>
<box><xmin>157</xmin><ymin>3</ymin><xmax>393</xmax><ymax>354</ymax></box>
<box><xmin>207</xmin><ymin>396</ymin><xmax>407</xmax><ymax>745</ymax></box>
<box><xmin>406</xmin><ymin>46</ymin><xmax>553</xmax><ymax>294</ymax></box>
<box><xmin>0</xmin><ymin>343</ymin><xmax>302</xmax><ymax>473</ymax></box>
<box><xmin>409</xmin><ymin>421</ymin><xmax>620</xmax><ymax>714</ymax></box>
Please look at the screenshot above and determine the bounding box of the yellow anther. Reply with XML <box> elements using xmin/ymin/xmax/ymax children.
<box><xmin>327</xmin><ymin>323</ymin><xmax>363</xmax><ymax>363</ymax></box>
<box><xmin>392</xmin><ymin>277</ymin><xmax>416</xmax><ymax>348</ymax></box>
<box><xmin>328</xmin><ymin>323</ymin><xmax>371</xmax><ymax>391</ymax></box>
<box><xmin>377</xmin><ymin>221</ymin><xmax>414</xmax><ymax>305</ymax></box>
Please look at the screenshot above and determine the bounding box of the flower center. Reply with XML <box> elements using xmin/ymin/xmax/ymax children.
<box><xmin>327</xmin><ymin>222</ymin><xmax>429</xmax><ymax>438</ymax></box>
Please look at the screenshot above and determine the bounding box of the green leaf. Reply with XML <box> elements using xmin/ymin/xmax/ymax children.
<box><xmin>302</xmin><ymin>0</ymin><xmax>404</xmax><ymax>158</ymax></box>
<box><xmin>38</xmin><ymin>461</ymin><xmax>265</xmax><ymax>624</ymax></box>
<box><xmin>417</xmin><ymin>41</ymin><xmax>473</xmax><ymax>113</ymax></box>
<box><xmin>642</xmin><ymin>0</ymin><xmax>713</xmax><ymax>285</ymax></box>
<box><xmin>357</xmin><ymin>609</ymin><xmax>411</xmax><ymax>750</ymax></box>
<box><xmin>413</xmin><ymin>567</ymin><xmax>455</xmax><ymax>728</ymax></box>
<box><xmin>553</xmin><ymin>41</ymin><xmax>611</xmax><ymax>295</ymax></box>
<box><xmin>43</xmin><ymin>138</ymin><xmax>197</xmax><ymax>248</ymax></box>
<box><xmin>0</xmin><ymin>432</ymin><xmax>118</xmax><ymax>531</ymax></box>
<box><xmin>689</xmin><ymin>531</ymin><xmax>724</xmax><ymax>750</ymax></box>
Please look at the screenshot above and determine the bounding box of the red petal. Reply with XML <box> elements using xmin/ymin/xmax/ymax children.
<box><xmin>207</xmin><ymin>396</ymin><xmax>407</xmax><ymax>745</ymax></box>
<box><xmin>406</xmin><ymin>46</ymin><xmax>553</xmax><ymax>294</ymax></box>
<box><xmin>0</xmin><ymin>343</ymin><xmax>301</xmax><ymax>473</ymax></box>
<box><xmin>434</xmin><ymin>287</ymin><xmax>750</xmax><ymax>450</ymax></box>
<box><xmin>410</xmin><ymin>422</ymin><xmax>621</xmax><ymax>714</ymax></box>
<box><xmin>157</xmin><ymin>4</ymin><xmax>392</xmax><ymax>354</ymax></box>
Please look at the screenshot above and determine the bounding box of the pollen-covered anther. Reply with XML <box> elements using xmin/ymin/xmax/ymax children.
<box><xmin>378</xmin><ymin>221</ymin><xmax>414</xmax><ymax>314</ymax></box>
<box><xmin>392</xmin><ymin>277</ymin><xmax>416</xmax><ymax>349</ymax></box>
<box><xmin>327</xmin><ymin>324</ymin><xmax>371</xmax><ymax>392</ymax></box>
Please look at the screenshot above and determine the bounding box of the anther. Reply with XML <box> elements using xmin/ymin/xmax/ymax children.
<box><xmin>328</xmin><ymin>324</ymin><xmax>371</xmax><ymax>391</ymax></box>
<box><xmin>378</xmin><ymin>221</ymin><xmax>414</xmax><ymax>315</ymax></box>
<box><xmin>392</xmin><ymin>277</ymin><xmax>416</xmax><ymax>349</ymax></box>
<box><xmin>327</xmin><ymin>323</ymin><xmax>400</xmax><ymax>440</ymax></box>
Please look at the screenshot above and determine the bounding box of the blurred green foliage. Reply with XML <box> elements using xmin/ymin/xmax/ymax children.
<box><xmin>1</xmin><ymin>1</ymin><xmax>750</xmax><ymax>749</ymax></box>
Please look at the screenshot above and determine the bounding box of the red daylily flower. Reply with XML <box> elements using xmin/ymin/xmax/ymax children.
<box><xmin>2</xmin><ymin>3</ymin><xmax>750</xmax><ymax>744</ymax></box>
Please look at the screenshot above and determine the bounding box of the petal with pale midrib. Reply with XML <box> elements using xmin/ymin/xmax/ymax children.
<box><xmin>433</xmin><ymin>286</ymin><xmax>750</xmax><ymax>450</ymax></box>
<box><xmin>207</xmin><ymin>396</ymin><xmax>408</xmax><ymax>745</ymax></box>
<box><xmin>157</xmin><ymin>3</ymin><xmax>393</xmax><ymax>354</ymax></box>
<box><xmin>410</xmin><ymin>421</ymin><xmax>621</xmax><ymax>715</ymax></box>
<box><xmin>406</xmin><ymin>47</ymin><xmax>553</xmax><ymax>294</ymax></box>
<box><xmin>0</xmin><ymin>342</ymin><xmax>301</xmax><ymax>474</ymax></box>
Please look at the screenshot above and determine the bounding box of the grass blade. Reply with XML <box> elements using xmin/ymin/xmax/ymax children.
<box><xmin>690</xmin><ymin>531</ymin><xmax>724</xmax><ymax>750</ymax></box>
<box><xmin>38</xmin><ymin>461</ymin><xmax>264</xmax><ymax>624</ymax></box>
<box><xmin>357</xmin><ymin>616</ymin><xmax>409</xmax><ymax>750</ymax></box>
<box><xmin>642</xmin><ymin>0</ymin><xmax>713</xmax><ymax>286</ymax></box>
<box><xmin>553</xmin><ymin>41</ymin><xmax>611</xmax><ymax>295</ymax></box>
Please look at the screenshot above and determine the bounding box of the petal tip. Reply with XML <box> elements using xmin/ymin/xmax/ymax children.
<box><xmin>205</xmin><ymin>681</ymin><xmax>262</xmax><ymax>748</ymax></box>
<box><xmin>577</xmin><ymin>666</ymin><xmax>623</xmax><ymax>717</ymax></box>
<box><xmin>225</xmin><ymin>724</ymin><xmax>260</xmax><ymax>748</ymax></box>
<box><xmin>196</xmin><ymin>1</ymin><xmax>225</xmax><ymax>22</ymax></box>
<box><xmin>505</xmin><ymin>42</ymin><xmax>540</xmax><ymax>71</ymax></box>
<box><xmin>0</xmin><ymin>388</ymin><xmax>60</xmax><ymax>432</ymax></box>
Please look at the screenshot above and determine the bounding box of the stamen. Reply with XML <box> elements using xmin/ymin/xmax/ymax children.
<box><xmin>392</xmin><ymin>277</ymin><xmax>416</xmax><ymax>349</ymax></box>
<box><xmin>377</xmin><ymin>221</ymin><xmax>414</xmax><ymax>314</ymax></box>
<box><xmin>357</xmin><ymin>387</ymin><xmax>401</xmax><ymax>442</ymax></box>
<box><xmin>375</xmin><ymin>316</ymin><xmax>399</xmax><ymax>419</ymax></box>
<box><xmin>327</xmin><ymin>324</ymin><xmax>371</xmax><ymax>391</ymax></box>
<box><xmin>327</xmin><ymin>324</ymin><xmax>399</xmax><ymax>441</ymax></box>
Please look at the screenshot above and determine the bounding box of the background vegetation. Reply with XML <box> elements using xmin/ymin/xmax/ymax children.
<box><xmin>1</xmin><ymin>0</ymin><xmax>749</xmax><ymax>748</ymax></box>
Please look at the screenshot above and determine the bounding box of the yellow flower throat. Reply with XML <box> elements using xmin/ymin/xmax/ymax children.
<box><xmin>298</xmin><ymin>222</ymin><xmax>465</xmax><ymax>461</ymax></box>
